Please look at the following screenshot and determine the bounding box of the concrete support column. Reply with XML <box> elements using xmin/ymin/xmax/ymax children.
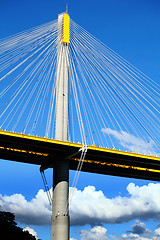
<box><xmin>51</xmin><ymin>159</ymin><xmax>69</xmax><ymax>240</ymax></box>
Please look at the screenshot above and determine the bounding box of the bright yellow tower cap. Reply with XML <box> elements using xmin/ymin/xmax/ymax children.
<box><xmin>62</xmin><ymin>14</ymin><xmax>70</xmax><ymax>44</ymax></box>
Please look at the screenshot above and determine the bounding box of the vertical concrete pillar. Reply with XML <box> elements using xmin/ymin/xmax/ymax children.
<box><xmin>51</xmin><ymin>159</ymin><xmax>69</xmax><ymax>240</ymax></box>
<box><xmin>51</xmin><ymin>12</ymin><xmax>70</xmax><ymax>240</ymax></box>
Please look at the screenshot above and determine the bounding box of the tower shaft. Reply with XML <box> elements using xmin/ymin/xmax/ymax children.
<box><xmin>55</xmin><ymin>13</ymin><xmax>70</xmax><ymax>141</ymax></box>
<box><xmin>51</xmin><ymin>13</ymin><xmax>70</xmax><ymax>240</ymax></box>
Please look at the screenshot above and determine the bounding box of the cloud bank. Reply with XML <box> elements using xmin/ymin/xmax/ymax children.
<box><xmin>111</xmin><ymin>220</ymin><xmax>160</xmax><ymax>240</ymax></box>
<box><xmin>0</xmin><ymin>189</ymin><xmax>51</xmax><ymax>225</ymax></box>
<box><xmin>70</xmin><ymin>183</ymin><xmax>160</xmax><ymax>225</ymax></box>
<box><xmin>1</xmin><ymin>182</ymin><xmax>160</xmax><ymax>226</ymax></box>
<box><xmin>71</xmin><ymin>221</ymin><xmax>160</xmax><ymax>240</ymax></box>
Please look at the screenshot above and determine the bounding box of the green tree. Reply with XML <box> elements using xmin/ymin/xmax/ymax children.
<box><xmin>0</xmin><ymin>211</ymin><xmax>39</xmax><ymax>240</ymax></box>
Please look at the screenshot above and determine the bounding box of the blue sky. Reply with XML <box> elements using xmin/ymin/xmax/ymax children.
<box><xmin>0</xmin><ymin>0</ymin><xmax>160</xmax><ymax>240</ymax></box>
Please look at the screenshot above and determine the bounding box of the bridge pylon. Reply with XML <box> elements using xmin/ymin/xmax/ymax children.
<box><xmin>51</xmin><ymin>12</ymin><xmax>70</xmax><ymax>240</ymax></box>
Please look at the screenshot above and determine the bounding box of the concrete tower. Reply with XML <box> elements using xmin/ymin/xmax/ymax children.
<box><xmin>51</xmin><ymin>13</ymin><xmax>70</xmax><ymax>240</ymax></box>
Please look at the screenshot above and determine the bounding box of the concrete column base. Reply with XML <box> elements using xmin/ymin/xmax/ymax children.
<box><xmin>51</xmin><ymin>159</ymin><xmax>69</xmax><ymax>240</ymax></box>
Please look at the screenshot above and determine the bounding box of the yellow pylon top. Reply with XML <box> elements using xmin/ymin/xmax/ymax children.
<box><xmin>62</xmin><ymin>14</ymin><xmax>70</xmax><ymax>44</ymax></box>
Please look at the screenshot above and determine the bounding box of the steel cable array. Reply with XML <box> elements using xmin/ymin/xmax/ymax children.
<box><xmin>0</xmin><ymin>18</ymin><xmax>160</xmax><ymax>157</ymax></box>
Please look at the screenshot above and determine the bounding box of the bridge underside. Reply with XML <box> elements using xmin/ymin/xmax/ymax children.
<box><xmin>0</xmin><ymin>130</ymin><xmax>160</xmax><ymax>181</ymax></box>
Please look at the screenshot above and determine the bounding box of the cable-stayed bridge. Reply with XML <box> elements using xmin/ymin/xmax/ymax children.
<box><xmin>0</xmin><ymin>11</ymin><xmax>160</xmax><ymax>240</ymax></box>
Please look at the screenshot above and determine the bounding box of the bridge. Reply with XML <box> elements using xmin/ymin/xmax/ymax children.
<box><xmin>0</xmin><ymin>10</ymin><xmax>160</xmax><ymax>240</ymax></box>
<box><xmin>1</xmin><ymin>130</ymin><xmax>160</xmax><ymax>181</ymax></box>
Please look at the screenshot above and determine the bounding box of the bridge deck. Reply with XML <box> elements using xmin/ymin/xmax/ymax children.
<box><xmin>0</xmin><ymin>130</ymin><xmax>160</xmax><ymax>181</ymax></box>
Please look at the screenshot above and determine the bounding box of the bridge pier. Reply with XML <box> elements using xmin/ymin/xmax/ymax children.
<box><xmin>51</xmin><ymin>160</ymin><xmax>69</xmax><ymax>240</ymax></box>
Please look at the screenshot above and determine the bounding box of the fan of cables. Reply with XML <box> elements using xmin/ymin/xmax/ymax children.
<box><xmin>0</xmin><ymin>18</ymin><xmax>160</xmax><ymax>157</ymax></box>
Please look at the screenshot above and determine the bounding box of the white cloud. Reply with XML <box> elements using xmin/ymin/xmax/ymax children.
<box><xmin>0</xmin><ymin>189</ymin><xmax>52</xmax><ymax>225</ymax></box>
<box><xmin>1</xmin><ymin>183</ymin><xmax>160</xmax><ymax>226</ymax></box>
<box><xmin>70</xmin><ymin>183</ymin><xmax>160</xmax><ymax>225</ymax></box>
<box><xmin>23</xmin><ymin>226</ymin><xmax>38</xmax><ymax>239</ymax></box>
<box><xmin>102</xmin><ymin>128</ymin><xmax>159</xmax><ymax>156</ymax></box>
<box><xmin>155</xmin><ymin>228</ymin><xmax>160</xmax><ymax>236</ymax></box>
<box><xmin>112</xmin><ymin>233</ymin><xmax>151</xmax><ymax>240</ymax></box>
<box><xmin>111</xmin><ymin>220</ymin><xmax>160</xmax><ymax>240</ymax></box>
<box><xmin>80</xmin><ymin>226</ymin><xmax>109</xmax><ymax>240</ymax></box>
<box><xmin>128</xmin><ymin>220</ymin><xmax>149</xmax><ymax>234</ymax></box>
<box><xmin>76</xmin><ymin>222</ymin><xmax>160</xmax><ymax>240</ymax></box>
<box><xmin>78</xmin><ymin>221</ymin><xmax>160</xmax><ymax>240</ymax></box>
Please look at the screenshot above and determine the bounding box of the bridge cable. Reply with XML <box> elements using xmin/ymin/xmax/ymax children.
<box><xmin>65</xmin><ymin>144</ymin><xmax>87</xmax><ymax>215</ymax></box>
<box><xmin>40</xmin><ymin>170</ymin><xmax>52</xmax><ymax>206</ymax></box>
